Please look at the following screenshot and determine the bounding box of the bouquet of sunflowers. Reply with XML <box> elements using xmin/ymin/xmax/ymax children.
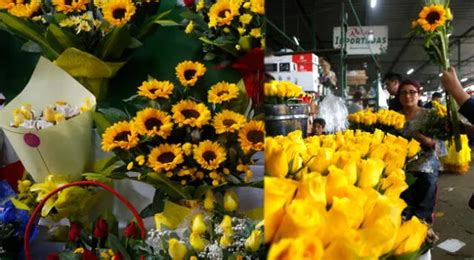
<box><xmin>96</xmin><ymin>59</ymin><xmax>264</xmax><ymax>203</ymax></box>
<box><xmin>348</xmin><ymin>109</ymin><xmax>405</xmax><ymax>136</ymax></box>
<box><xmin>0</xmin><ymin>0</ymin><xmax>177</xmax><ymax>99</ymax></box>
<box><xmin>265</xmin><ymin>130</ymin><xmax>428</xmax><ymax>259</ymax></box>
<box><xmin>263</xmin><ymin>80</ymin><xmax>305</xmax><ymax>105</ymax></box>
<box><xmin>419</xmin><ymin>101</ymin><xmax>451</xmax><ymax>140</ymax></box>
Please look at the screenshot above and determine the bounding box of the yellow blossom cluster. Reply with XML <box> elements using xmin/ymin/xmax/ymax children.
<box><xmin>264</xmin><ymin>80</ymin><xmax>304</xmax><ymax>103</ymax></box>
<box><xmin>441</xmin><ymin>134</ymin><xmax>471</xmax><ymax>174</ymax></box>
<box><xmin>265</xmin><ymin>130</ymin><xmax>427</xmax><ymax>259</ymax></box>
<box><xmin>432</xmin><ymin>101</ymin><xmax>447</xmax><ymax>118</ymax></box>
<box><xmin>348</xmin><ymin>109</ymin><xmax>406</xmax><ymax>130</ymax></box>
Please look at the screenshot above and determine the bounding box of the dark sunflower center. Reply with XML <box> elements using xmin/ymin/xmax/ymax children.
<box><xmin>426</xmin><ymin>11</ymin><xmax>440</xmax><ymax>24</ymax></box>
<box><xmin>114</xmin><ymin>131</ymin><xmax>130</xmax><ymax>142</ymax></box>
<box><xmin>113</xmin><ymin>8</ymin><xmax>126</xmax><ymax>19</ymax></box>
<box><xmin>64</xmin><ymin>0</ymin><xmax>72</xmax><ymax>5</ymax></box>
<box><xmin>217</xmin><ymin>90</ymin><xmax>229</xmax><ymax>96</ymax></box>
<box><xmin>223</xmin><ymin>119</ymin><xmax>236</xmax><ymax>127</ymax></box>
<box><xmin>158</xmin><ymin>152</ymin><xmax>175</xmax><ymax>163</ymax></box>
<box><xmin>203</xmin><ymin>151</ymin><xmax>216</xmax><ymax>162</ymax></box>
<box><xmin>182</xmin><ymin>109</ymin><xmax>200</xmax><ymax>119</ymax></box>
<box><xmin>145</xmin><ymin>118</ymin><xmax>162</xmax><ymax>130</ymax></box>
<box><xmin>218</xmin><ymin>9</ymin><xmax>229</xmax><ymax>18</ymax></box>
<box><xmin>149</xmin><ymin>88</ymin><xmax>158</xmax><ymax>94</ymax></box>
<box><xmin>247</xmin><ymin>130</ymin><xmax>263</xmax><ymax>144</ymax></box>
<box><xmin>184</xmin><ymin>70</ymin><xmax>196</xmax><ymax>80</ymax></box>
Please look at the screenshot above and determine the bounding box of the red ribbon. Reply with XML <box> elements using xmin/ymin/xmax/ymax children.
<box><xmin>231</xmin><ymin>48</ymin><xmax>265</xmax><ymax>106</ymax></box>
<box><xmin>0</xmin><ymin>161</ymin><xmax>25</xmax><ymax>192</ymax></box>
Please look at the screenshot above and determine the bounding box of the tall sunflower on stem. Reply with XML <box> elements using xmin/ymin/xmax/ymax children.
<box><xmin>411</xmin><ymin>0</ymin><xmax>461</xmax><ymax>151</ymax></box>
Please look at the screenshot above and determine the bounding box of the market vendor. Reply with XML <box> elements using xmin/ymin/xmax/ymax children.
<box><xmin>383</xmin><ymin>72</ymin><xmax>403</xmax><ymax>111</ymax></box>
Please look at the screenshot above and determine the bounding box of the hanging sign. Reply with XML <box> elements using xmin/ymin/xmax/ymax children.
<box><xmin>333</xmin><ymin>26</ymin><xmax>388</xmax><ymax>55</ymax></box>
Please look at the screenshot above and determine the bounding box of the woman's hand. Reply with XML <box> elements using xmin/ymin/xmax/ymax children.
<box><xmin>415</xmin><ymin>131</ymin><xmax>436</xmax><ymax>148</ymax></box>
<box><xmin>442</xmin><ymin>67</ymin><xmax>470</xmax><ymax>107</ymax></box>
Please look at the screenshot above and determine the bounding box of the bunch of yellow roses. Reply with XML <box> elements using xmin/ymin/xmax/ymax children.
<box><xmin>441</xmin><ymin>134</ymin><xmax>472</xmax><ymax>174</ymax></box>
<box><xmin>348</xmin><ymin>109</ymin><xmax>406</xmax><ymax>134</ymax></box>
<box><xmin>264</xmin><ymin>80</ymin><xmax>305</xmax><ymax>104</ymax></box>
<box><xmin>264</xmin><ymin>130</ymin><xmax>428</xmax><ymax>259</ymax></box>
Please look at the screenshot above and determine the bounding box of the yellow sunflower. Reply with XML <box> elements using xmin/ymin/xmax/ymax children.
<box><xmin>8</xmin><ymin>0</ymin><xmax>40</xmax><ymax>18</ymax></box>
<box><xmin>101</xmin><ymin>121</ymin><xmax>139</xmax><ymax>152</ymax></box>
<box><xmin>213</xmin><ymin>110</ymin><xmax>247</xmax><ymax>134</ymax></box>
<box><xmin>102</xmin><ymin>0</ymin><xmax>136</xmax><ymax>26</ymax></box>
<box><xmin>148</xmin><ymin>144</ymin><xmax>184</xmax><ymax>172</ymax></box>
<box><xmin>238</xmin><ymin>120</ymin><xmax>264</xmax><ymax>153</ymax></box>
<box><xmin>52</xmin><ymin>0</ymin><xmax>88</xmax><ymax>13</ymax></box>
<box><xmin>193</xmin><ymin>140</ymin><xmax>227</xmax><ymax>170</ymax></box>
<box><xmin>208</xmin><ymin>81</ymin><xmax>240</xmax><ymax>104</ymax></box>
<box><xmin>0</xmin><ymin>0</ymin><xmax>14</xmax><ymax>10</ymax></box>
<box><xmin>172</xmin><ymin>100</ymin><xmax>211</xmax><ymax>128</ymax></box>
<box><xmin>175</xmin><ymin>61</ymin><xmax>207</xmax><ymax>87</ymax></box>
<box><xmin>208</xmin><ymin>0</ymin><xmax>241</xmax><ymax>28</ymax></box>
<box><xmin>417</xmin><ymin>4</ymin><xmax>447</xmax><ymax>32</ymax></box>
<box><xmin>250</xmin><ymin>0</ymin><xmax>264</xmax><ymax>15</ymax></box>
<box><xmin>134</xmin><ymin>108</ymin><xmax>173</xmax><ymax>138</ymax></box>
<box><xmin>137</xmin><ymin>80</ymin><xmax>174</xmax><ymax>100</ymax></box>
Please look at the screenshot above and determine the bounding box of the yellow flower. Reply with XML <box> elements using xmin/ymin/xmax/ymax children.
<box><xmin>445</xmin><ymin>7</ymin><xmax>453</xmax><ymax>20</ymax></box>
<box><xmin>196</xmin><ymin>0</ymin><xmax>204</xmax><ymax>11</ymax></box>
<box><xmin>220</xmin><ymin>215</ymin><xmax>233</xmax><ymax>233</ymax></box>
<box><xmin>268</xmin><ymin>236</ymin><xmax>323</xmax><ymax>260</ymax></box>
<box><xmin>381</xmin><ymin>174</ymin><xmax>409</xmax><ymax>198</ymax></box>
<box><xmin>52</xmin><ymin>0</ymin><xmax>88</xmax><ymax>13</ymax></box>
<box><xmin>102</xmin><ymin>0</ymin><xmax>136</xmax><ymax>26</ymax></box>
<box><xmin>417</xmin><ymin>4</ymin><xmax>447</xmax><ymax>32</ymax></box>
<box><xmin>411</xmin><ymin>20</ymin><xmax>418</xmax><ymax>29</ymax></box>
<box><xmin>0</xmin><ymin>0</ymin><xmax>15</xmax><ymax>10</ymax></box>
<box><xmin>191</xmin><ymin>213</ymin><xmax>206</xmax><ymax>234</ymax></box>
<box><xmin>101</xmin><ymin>121</ymin><xmax>139</xmax><ymax>152</ymax></box>
<box><xmin>204</xmin><ymin>190</ymin><xmax>215</xmax><ymax>210</ymax></box>
<box><xmin>185</xmin><ymin>21</ymin><xmax>194</xmax><ymax>34</ymax></box>
<box><xmin>325</xmin><ymin>165</ymin><xmax>350</xmax><ymax>204</ymax></box>
<box><xmin>208</xmin><ymin>0</ymin><xmax>241</xmax><ymax>28</ymax></box>
<box><xmin>295</xmin><ymin>172</ymin><xmax>326</xmax><ymax>206</ymax></box>
<box><xmin>250</xmin><ymin>0</ymin><xmax>264</xmax><ymax>15</ymax></box>
<box><xmin>239</xmin><ymin>13</ymin><xmax>252</xmax><ymax>24</ymax></box>
<box><xmin>168</xmin><ymin>238</ymin><xmax>187</xmax><ymax>260</ymax></box>
<box><xmin>264</xmin><ymin>138</ymin><xmax>289</xmax><ymax>177</ymax></box>
<box><xmin>237</xmin><ymin>27</ymin><xmax>246</xmax><ymax>35</ymax></box>
<box><xmin>207</xmin><ymin>81</ymin><xmax>240</xmax><ymax>104</ymax></box>
<box><xmin>134</xmin><ymin>108</ymin><xmax>173</xmax><ymax>138</ymax></box>
<box><xmin>172</xmin><ymin>100</ymin><xmax>211</xmax><ymax>128</ymax></box>
<box><xmin>127</xmin><ymin>161</ymin><xmax>134</xmax><ymax>170</ymax></box>
<box><xmin>175</xmin><ymin>61</ymin><xmax>206</xmax><ymax>87</ymax></box>
<box><xmin>193</xmin><ymin>140</ymin><xmax>226</xmax><ymax>170</ymax></box>
<box><xmin>190</xmin><ymin>232</ymin><xmax>206</xmax><ymax>252</ymax></box>
<box><xmin>245</xmin><ymin>229</ymin><xmax>262</xmax><ymax>252</ymax></box>
<box><xmin>363</xmin><ymin>195</ymin><xmax>406</xmax><ymax>229</ymax></box>
<box><xmin>148</xmin><ymin>144</ymin><xmax>184</xmax><ymax>172</ymax></box>
<box><xmin>307</xmin><ymin>148</ymin><xmax>334</xmax><ymax>174</ymax></box>
<box><xmin>238</xmin><ymin>120</ymin><xmax>265</xmax><ymax>153</ymax></box>
<box><xmin>407</xmin><ymin>138</ymin><xmax>421</xmax><ymax>158</ymax></box>
<box><xmin>249</xmin><ymin>28</ymin><xmax>262</xmax><ymax>38</ymax></box>
<box><xmin>137</xmin><ymin>80</ymin><xmax>174</xmax><ymax>100</ymax></box>
<box><xmin>357</xmin><ymin>158</ymin><xmax>385</xmax><ymax>188</ymax></box>
<box><xmin>8</xmin><ymin>0</ymin><xmax>40</xmax><ymax>18</ymax></box>
<box><xmin>212</xmin><ymin>110</ymin><xmax>246</xmax><ymax>134</ymax></box>
<box><xmin>73</xmin><ymin>247</ymin><xmax>85</xmax><ymax>254</ymax></box>
<box><xmin>223</xmin><ymin>189</ymin><xmax>239</xmax><ymax>211</ymax></box>
<box><xmin>393</xmin><ymin>216</ymin><xmax>428</xmax><ymax>255</ymax></box>
<box><xmin>220</xmin><ymin>233</ymin><xmax>233</xmax><ymax>248</ymax></box>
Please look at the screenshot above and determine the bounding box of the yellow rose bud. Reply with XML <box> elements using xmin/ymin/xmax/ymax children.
<box><xmin>191</xmin><ymin>213</ymin><xmax>206</xmax><ymax>234</ymax></box>
<box><xmin>190</xmin><ymin>232</ymin><xmax>206</xmax><ymax>252</ymax></box>
<box><xmin>220</xmin><ymin>233</ymin><xmax>233</xmax><ymax>248</ymax></box>
<box><xmin>244</xmin><ymin>229</ymin><xmax>262</xmax><ymax>252</ymax></box>
<box><xmin>182</xmin><ymin>143</ymin><xmax>193</xmax><ymax>156</ymax></box>
<box><xmin>168</xmin><ymin>238</ymin><xmax>187</xmax><ymax>260</ymax></box>
<box><xmin>74</xmin><ymin>247</ymin><xmax>85</xmax><ymax>254</ymax></box>
<box><xmin>407</xmin><ymin>139</ymin><xmax>421</xmax><ymax>158</ymax></box>
<box><xmin>223</xmin><ymin>190</ymin><xmax>238</xmax><ymax>212</ymax></box>
<box><xmin>135</xmin><ymin>155</ymin><xmax>145</xmax><ymax>165</ymax></box>
<box><xmin>357</xmin><ymin>159</ymin><xmax>385</xmax><ymax>188</ymax></box>
<box><xmin>393</xmin><ymin>216</ymin><xmax>428</xmax><ymax>255</ymax></box>
<box><xmin>220</xmin><ymin>215</ymin><xmax>233</xmax><ymax>234</ymax></box>
<box><xmin>204</xmin><ymin>190</ymin><xmax>215</xmax><ymax>210</ymax></box>
<box><xmin>127</xmin><ymin>162</ymin><xmax>134</xmax><ymax>171</ymax></box>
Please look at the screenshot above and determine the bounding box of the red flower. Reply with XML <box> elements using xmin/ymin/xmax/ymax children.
<box><xmin>184</xmin><ymin>0</ymin><xmax>194</xmax><ymax>7</ymax></box>
<box><xmin>47</xmin><ymin>253</ymin><xmax>60</xmax><ymax>260</ymax></box>
<box><xmin>93</xmin><ymin>218</ymin><xmax>108</xmax><ymax>239</ymax></box>
<box><xmin>68</xmin><ymin>222</ymin><xmax>82</xmax><ymax>241</ymax></box>
<box><xmin>82</xmin><ymin>249</ymin><xmax>98</xmax><ymax>260</ymax></box>
<box><xmin>112</xmin><ymin>252</ymin><xmax>123</xmax><ymax>260</ymax></box>
<box><xmin>123</xmin><ymin>222</ymin><xmax>138</xmax><ymax>238</ymax></box>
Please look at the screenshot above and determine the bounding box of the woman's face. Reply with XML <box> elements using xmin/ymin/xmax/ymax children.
<box><xmin>399</xmin><ymin>84</ymin><xmax>420</xmax><ymax>108</ymax></box>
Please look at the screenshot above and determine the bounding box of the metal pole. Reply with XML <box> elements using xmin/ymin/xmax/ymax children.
<box><xmin>340</xmin><ymin>1</ymin><xmax>347</xmax><ymax>99</ymax></box>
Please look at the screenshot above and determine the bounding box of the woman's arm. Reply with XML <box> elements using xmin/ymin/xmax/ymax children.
<box><xmin>414</xmin><ymin>131</ymin><xmax>437</xmax><ymax>148</ymax></box>
<box><xmin>442</xmin><ymin>68</ymin><xmax>470</xmax><ymax>107</ymax></box>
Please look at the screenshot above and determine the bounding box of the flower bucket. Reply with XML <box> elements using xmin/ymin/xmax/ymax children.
<box><xmin>264</xmin><ymin>103</ymin><xmax>309</xmax><ymax>137</ymax></box>
<box><xmin>0</xmin><ymin>57</ymin><xmax>96</xmax><ymax>182</ymax></box>
<box><xmin>23</xmin><ymin>180</ymin><xmax>146</xmax><ymax>260</ymax></box>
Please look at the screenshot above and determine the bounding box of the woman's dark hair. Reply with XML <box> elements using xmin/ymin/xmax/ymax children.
<box><xmin>313</xmin><ymin>118</ymin><xmax>326</xmax><ymax>127</ymax></box>
<box><xmin>397</xmin><ymin>79</ymin><xmax>422</xmax><ymax>96</ymax></box>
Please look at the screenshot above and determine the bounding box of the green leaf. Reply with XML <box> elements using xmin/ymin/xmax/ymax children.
<box><xmin>153</xmin><ymin>20</ymin><xmax>180</xmax><ymax>26</ymax></box>
<box><xmin>144</xmin><ymin>174</ymin><xmax>191</xmax><ymax>200</ymax></box>
<box><xmin>213</xmin><ymin>35</ymin><xmax>236</xmax><ymax>46</ymax></box>
<box><xmin>92</xmin><ymin>111</ymin><xmax>112</xmax><ymax>136</ymax></box>
<box><xmin>128</xmin><ymin>37</ymin><xmax>143</xmax><ymax>49</ymax></box>
<box><xmin>47</xmin><ymin>23</ymin><xmax>83</xmax><ymax>50</ymax></box>
<box><xmin>203</xmin><ymin>52</ymin><xmax>216</xmax><ymax>61</ymax></box>
<box><xmin>97</xmin><ymin>25</ymin><xmax>132</xmax><ymax>60</ymax></box>
<box><xmin>140</xmin><ymin>189</ymin><xmax>166</xmax><ymax>218</ymax></box>
<box><xmin>193</xmin><ymin>185</ymin><xmax>212</xmax><ymax>199</ymax></box>
<box><xmin>388</xmin><ymin>251</ymin><xmax>420</xmax><ymax>260</ymax></box>
<box><xmin>179</xmin><ymin>10</ymin><xmax>207</xmax><ymax>28</ymax></box>
<box><xmin>136</xmin><ymin>10</ymin><xmax>177</xmax><ymax>39</ymax></box>
<box><xmin>108</xmin><ymin>234</ymin><xmax>132</xmax><ymax>260</ymax></box>
<box><xmin>98</xmin><ymin>107</ymin><xmax>129</xmax><ymax>124</ymax></box>
<box><xmin>92</xmin><ymin>156</ymin><xmax>121</xmax><ymax>172</ymax></box>
<box><xmin>83</xmin><ymin>172</ymin><xmax>112</xmax><ymax>183</ymax></box>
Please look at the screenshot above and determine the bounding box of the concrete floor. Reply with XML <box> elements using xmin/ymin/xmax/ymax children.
<box><xmin>432</xmin><ymin>156</ymin><xmax>474</xmax><ymax>259</ymax></box>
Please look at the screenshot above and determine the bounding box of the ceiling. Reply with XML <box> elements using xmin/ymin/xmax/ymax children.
<box><xmin>266</xmin><ymin>0</ymin><xmax>474</xmax><ymax>92</ymax></box>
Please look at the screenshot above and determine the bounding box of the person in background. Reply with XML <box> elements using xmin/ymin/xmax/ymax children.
<box><xmin>347</xmin><ymin>91</ymin><xmax>364</xmax><ymax>114</ymax></box>
<box><xmin>424</xmin><ymin>92</ymin><xmax>442</xmax><ymax>109</ymax></box>
<box><xmin>383</xmin><ymin>72</ymin><xmax>403</xmax><ymax>111</ymax></box>
<box><xmin>312</xmin><ymin>118</ymin><xmax>326</xmax><ymax>136</ymax></box>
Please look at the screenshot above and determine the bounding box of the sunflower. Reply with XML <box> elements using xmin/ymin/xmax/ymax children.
<box><xmin>52</xmin><ymin>0</ymin><xmax>88</xmax><ymax>13</ymax></box>
<box><xmin>8</xmin><ymin>0</ymin><xmax>41</xmax><ymax>18</ymax></box>
<box><xmin>101</xmin><ymin>121</ymin><xmax>139</xmax><ymax>152</ymax></box>
<box><xmin>213</xmin><ymin>110</ymin><xmax>247</xmax><ymax>134</ymax></box>
<box><xmin>148</xmin><ymin>144</ymin><xmax>184</xmax><ymax>172</ymax></box>
<box><xmin>208</xmin><ymin>81</ymin><xmax>240</xmax><ymax>104</ymax></box>
<box><xmin>102</xmin><ymin>0</ymin><xmax>136</xmax><ymax>26</ymax></box>
<box><xmin>134</xmin><ymin>108</ymin><xmax>173</xmax><ymax>138</ymax></box>
<box><xmin>250</xmin><ymin>0</ymin><xmax>264</xmax><ymax>15</ymax></box>
<box><xmin>175</xmin><ymin>61</ymin><xmax>206</xmax><ymax>87</ymax></box>
<box><xmin>172</xmin><ymin>100</ymin><xmax>211</xmax><ymax>128</ymax></box>
<box><xmin>238</xmin><ymin>120</ymin><xmax>264</xmax><ymax>153</ymax></box>
<box><xmin>137</xmin><ymin>80</ymin><xmax>174</xmax><ymax>100</ymax></box>
<box><xmin>193</xmin><ymin>140</ymin><xmax>226</xmax><ymax>170</ymax></box>
<box><xmin>208</xmin><ymin>0</ymin><xmax>241</xmax><ymax>28</ymax></box>
<box><xmin>417</xmin><ymin>4</ymin><xmax>447</xmax><ymax>32</ymax></box>
<box><xmin>0</xmin><ymin>0</ymin><xmax>14</xmax><ymax>9</ymax></box>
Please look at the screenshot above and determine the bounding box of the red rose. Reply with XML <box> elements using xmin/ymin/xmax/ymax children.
<box><xmin>68</xmin><ymin>222</ymin><xmax>82</xmax><ymax>241</ymax></box>
<box><xmin>184</xmin><ymin>0</ymin><xmax>194</xmax><ymax>7</ymax></box>
<box><xmin>112</xmin><ymin>252</ymin><xmax>123</xmax><ymax>260</ymax></box>
<box><xmin>93</xmin><ymin>218</ymin><xmax>108</xmax><ymax>239</ymax></box>
<box><xmin>47</xmin><ymin>253</ymin><xmax>60</xmax><ymax>260</ymax></box>
<box><xmin>82</xmin><ymin>249</ymin><xmax>98</xmax><ymax>260</ymax></box>
<box><xmin>123</xmin><ymin>222</ymin><xmax>138</xmax><ymax>238</ymax></box>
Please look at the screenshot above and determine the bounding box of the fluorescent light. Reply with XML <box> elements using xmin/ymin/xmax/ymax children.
<box><xmin>460</xmin><ymin>77</ymin><xmax>468</xmax><ymax>83</ymax></box>
<box><xmin>370</xmin><ymin>0</ymin><xmax>377</xmax><ymax>8</ymax></box>
<box><xmin>427</xmin><ymin>80</ymin><xmax>431</xmax><ymax>84</ymax></box>
<box><xmin>439</xmin><ymin>73</ymin><xmax>443</xmax><ymax>77</ymax></box>
<box><xmin>293</xmin><ymin>36</ymin><xmax>300</xmax><ymax>46</ymax></box>
<box><xmin>406</xmin><ymin>68</ymin><xmax>414</xmax><ymax>75</ymax></box>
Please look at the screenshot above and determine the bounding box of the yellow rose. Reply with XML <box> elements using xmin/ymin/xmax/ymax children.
<box><xmin>363</xmin><ymin>196</ymin><xmax>406</xmax><ymax>229</ymax></box>
<box><xmin>358</xmin><ymin>216</ymin><xmax>398</xmax><ymax>257</ymax></box>
<box><xmin>204</xmin><ymin>190</ymin><xmax>215</xmax><ymax>210</ymax></box>
<box><xmin>189</xmin><ymin>232</ymin><xmax>205</xmax><ymax>252</ymax></box>
<box><xmin>329</xmin><ymin>196</ymin><xmax>364</xmax><ymax>229</ymax></box>
<box><xmin>326</xmin><ymin>165</ymin><xmax>350</xmax><ymax>204</ymax></box>
<box><xmin>220</xmin><ymin>233</ymin><xmax>233</xmax><ymax>248</ymax></box>
<box><xmin>407</xmin><ymin>139</ymin><xmax>421</xmax><ymax>158</ymax></box>
<box><xmin>295</xmin><ymin>172</ymin><xmax>327</xmax><ymax>206</ymax></box>
<box><xmin>168</xmin><ymin>238</ymin><xmax>187</xmax><ymax>260</ymax></box>
<box><xmin>308</xmin><ymin>148</ymin><xmax>334</xmax><ymax>174</ymax></box>
<box><xmin>244</xmin><ymin>229</ymin><xmax>262</xmax><ymax>252</ymax></box>
<box><xmin>357</xmin><ymin>159</ymin><xmax>385</xmax><ymax>188</ymax></box>
<box><xmin>369</xmin><ymin>143</ymin><xmax>387</xmax><ymax>161</ymax></box>
<box><xmin>323</xmin><ymin>233</ymin><xmax>360</xmax><ymax>260</ymax></box>
<box><xmin>223</xmin><ymin>190</ymin><xmax>239</xmax><ymax>212</ymax></box>
<box><xmin>269</xmin><ymin>236</ymin><xmax>323</xmax><ymax>260</ymax></box>
<box><xmin>191</xmin><ymin>214</ymin><xmax>206</xmax><ymax>235</ymax></box>
<box><xmin>220</xmin><ymin>215</ymin><xmax>233</xmax><ymax>234</ymax></box>
<box><xmin>265</xmin><ymin>138</ymin><xmax>289</xmax><ymax>177</ymax></box>
<box><xmin>381</xmin><ymin>175</ymin><xmax>409</xmax><ymax>198</ymax></box>
<box><xmin>393</xmin><ymin>216</ymin><xmax>428</xmax><ymax>255</ymax></box>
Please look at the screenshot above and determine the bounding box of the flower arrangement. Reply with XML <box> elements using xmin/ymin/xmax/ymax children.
<box><xmin>0</xmin><ymin>0</ymin><xmax>177</xmax><ymax>100</ymax></box>
<box><xmin>441</xmin><ymin>134</ymin><xmax>471</xmax><ymax>174</ymax></box>
<box><xmin>348</xmin><ymin>109</ymin><xmax>406</xmax><ymax>135</ymax></box>
<box><xmin>97</xmin><ymin>59</ymin><xmax>264</xmax><ymax>202</ymax></box>
<box><xmin>264</xmin><ymin>130</ymin><xmax>428</xmax><ymax>259</ymax></box>
<box><xmin>410</xmin><ymin>0</ymin><xmax>461</xmax><ymax>151</ymax></box>
<box><xmin>419</xmin><ymin>101</ymin><xmax>451</xmax><ymax>140</ymax></box>
<box><xmin>264</xmin><ymin>80</ymin><xmax>305</xmax><ymax>105</ymax></box>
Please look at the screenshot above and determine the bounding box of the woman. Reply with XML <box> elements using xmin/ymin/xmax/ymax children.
<box><xmin>397</xmin><ymin>79</ymin><xmax>440</xmax><ymax>225</ymax></box>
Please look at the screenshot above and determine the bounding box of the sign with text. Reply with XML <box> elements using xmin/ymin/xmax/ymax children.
<box><xmin>333</xmin><ymin>26</ymin><xmax>388</xmax><ymax>55</ymax></box>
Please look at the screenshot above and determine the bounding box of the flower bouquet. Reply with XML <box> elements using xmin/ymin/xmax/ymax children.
<box><xmin>265</xmin><ymin>130</ymin><xmax>428</xmax><ymax>259</ymax></box>
<box><xmin>0</xmin><ymin>0</ymin><xmax>177</xmax><ymax>100</ymax></box>
<box><xmin>410</xmin><ymin>0</ymin><xmax>461</xmax><ymax>151</ymax></box>
<box><xmin>419</xmin><ymin>101</ymin><xmax>451</xmax><ymax>140</ymax></box>
<box><xmin>179</xmin><ymin>0</ymin><xmax>265</xmax><ymax>106</ymax></box>
<box><xmin>441</xmin><ymin>134</ymin><xmax>471</xmax><ymax>174</ymax></box>
<box><xmin>348</xmin><ymin>109</ymin><xmax>405</xmax><ymax>136</ymax></box>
